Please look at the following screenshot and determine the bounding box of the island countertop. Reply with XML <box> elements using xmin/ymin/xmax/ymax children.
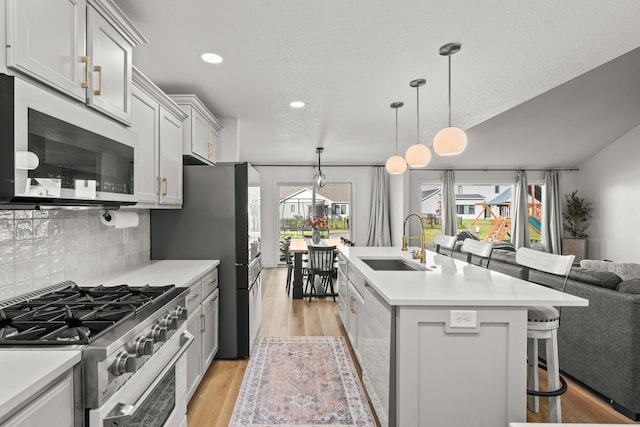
<box><xmin>338</xmin><ymin>246</ymin><xmax>588</xmax><ymax>307</ymax></box>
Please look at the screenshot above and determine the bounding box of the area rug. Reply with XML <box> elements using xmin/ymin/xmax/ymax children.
<box><xmin>229</xmin><ymin>336</ymin><xmax>376</xmax><ymax>427</ymax></box>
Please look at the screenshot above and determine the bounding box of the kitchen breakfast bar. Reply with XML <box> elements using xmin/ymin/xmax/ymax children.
<box><xmin>334</xmin><ymin>246</ymin><xmax>588</xmax><ymax>427</ymax></box>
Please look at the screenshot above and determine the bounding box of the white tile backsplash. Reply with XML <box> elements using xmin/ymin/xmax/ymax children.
<box><xmin>0</xmin><ymin>209</ymin><xmax>150</xmax><ymax>301</ymax></box>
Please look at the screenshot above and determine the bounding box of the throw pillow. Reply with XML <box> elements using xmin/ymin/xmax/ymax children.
<box><xmin>457</xmin><ymin>229</ymin><xmax>479</xmax><ymax>241</ymax></box>
<box><xmin>579</xmin><ymin>259</ymin><xmax>609</xmax><ymax>272</ymax></box>
<box><xmin>607</xmin><ymin>263</ymin><xmax>640</xmax><ymax>281</ymax></box>
<box><xmin>617</xmin><ymin>279</ymin><xmax>640</xmax><ymax>294</ymax></box>
<box><xmin>568</xmin><ymin>268</ymin><xmax>622</xmax><ymax>290</ymax></box>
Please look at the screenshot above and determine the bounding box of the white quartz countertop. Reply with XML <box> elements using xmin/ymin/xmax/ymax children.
<box><xmin>80</xmin><ymin>259</ymin><xmax>220</xmax><ymax>288</ymax></box>
<box><xmin>338</xmin><ymin>246</ymin><xmax>588</xmax><ymax>307</ymax></box>
<box><xmin>0</xmin><ymin>349</ymin><xmax>81</xmax><ymax>422</ymax></box>
<box><xmin>0</xmin><ymin>259</ymin><xmax>219</xmax><ymax>422</ymax></box>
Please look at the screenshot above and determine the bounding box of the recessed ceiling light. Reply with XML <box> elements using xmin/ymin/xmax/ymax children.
<box><xmin>201</xmin><ymin>52</ymin><xmax>223</xmax><ymax>64</ymax></box>
<box><xmin>289</xmin><ymin>101</ymin><xmax>306</xmax><ymax>108</ymax></box>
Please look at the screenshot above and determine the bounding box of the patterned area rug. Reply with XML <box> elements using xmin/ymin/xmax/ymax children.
<box><xmin>230</xmin><ymin>336</ymin><xmax>375</xmax><ymax>427</ymax></box>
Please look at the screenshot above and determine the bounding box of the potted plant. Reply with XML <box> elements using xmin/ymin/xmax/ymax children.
<box><xmin>562</xmin><ymin>190</ymin><xmax>592</xmax><ymax>262</ymax></box>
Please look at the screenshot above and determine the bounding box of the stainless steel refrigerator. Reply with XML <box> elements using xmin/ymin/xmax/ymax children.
<box><xmin>150</xmin><ymin>163</ymin><xmax>261</xmax><ymax>359</ymax></box>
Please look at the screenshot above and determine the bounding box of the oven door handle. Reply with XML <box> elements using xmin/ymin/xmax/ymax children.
<box><xmin>102</xmin><ymin>331</ymin><xmax>195</xmax><ymax>427</ymax></box>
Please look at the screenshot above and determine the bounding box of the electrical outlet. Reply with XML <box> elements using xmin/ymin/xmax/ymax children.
<box><xmin>449</xmin><ymin>310</ymin><xmax>477</xmax><ymax>328</ymax></box>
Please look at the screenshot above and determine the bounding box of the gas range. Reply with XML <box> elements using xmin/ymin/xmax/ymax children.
<box><xmin>0</xmin><ymin>280</ymin><xmax>190</xmax><ymax>410</ymax></box>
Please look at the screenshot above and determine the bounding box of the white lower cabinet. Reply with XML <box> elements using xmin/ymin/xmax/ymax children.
<box><xmin>3</xmin><ymin>371</ymin><xmax>76</xmax><ymax>427</ymax></box>
<box><xmin>347</xmin><ymin>281</ymin><xmax>364</xmax><ymax>364</ymax></box>
<box><xmin>185</xmin><ymin>267</ymin><xmax>219</xmax><ymax>402</ymax></box>
<box><xmin>337</xmin><ymin>257</ymin><xmax>349</xmax><ymax>329</ymax></box>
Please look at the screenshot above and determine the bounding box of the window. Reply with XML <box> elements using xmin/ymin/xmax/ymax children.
<box><xmin>419</xmin><ymin>182</ymin><xmax>544</xmax><ymax>244</ymax></box>
<box><xmin>278</xmin><ymin>183</ymin><xmax>352</xmax><ymax>263</ymax></box>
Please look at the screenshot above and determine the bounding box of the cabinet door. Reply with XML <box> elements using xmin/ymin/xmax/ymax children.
<box><xmin>201</xmin><ymin>288</ymin><xmax>219</xmax><ymax>371</ymax></box>
<box><xmin>6</xmin><ymin>0</ymin><xmax>87</xmax><ymax>102</ymax></box>
<box><xmin>4</xmin><ymin>372</ymin><xmax>75</xmax><ymax>427</ymax></box>
<box><xmin>190</xmin><ymin>109</ymin><xmax>210</xmax><ymax>161</ymax></box>
<box><xmin>159</xmin><ymin>106</ymin><xmax>183</xmax><ymax>206</ymax></box>
<box><xmin>348</xmin><ymin>281</ymin><xmax>364</xmax><ymax>363</ymax></box>
<box><xmin>86</xmin><ymin>5</ymin><xmax>133</xmax><ymax>124</ymax></box>
<box><xmin>185</xmin><ymin>310</ymin><xmax>202</xmax><ymax>401</ymax></box>
<box><xmin>337</xmin><ymin>265</ymin><xmax>349</xmax><ymax>328</ymax></box>
<box><xmin>130</xmin><ymin>85</ymin><xmax>160</xmax><ymax>204</ymax></box>
<box><xmin>206</xmin><ymin>124</ymin><xmax>218</xmax><ymax>164</ymax></box>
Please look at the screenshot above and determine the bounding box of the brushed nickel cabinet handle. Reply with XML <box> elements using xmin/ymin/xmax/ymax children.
<box><xmin>350</xmin><ymin>295</ymin><xmax>356</xmax><ymax>314</ymax></box>
<box><xmin>200</xmin><ymin>313</ymin><xmax>205</xmax><ymax>332</ymax></box>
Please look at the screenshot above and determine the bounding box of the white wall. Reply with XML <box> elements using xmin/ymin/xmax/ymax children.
<box><xmin>577</xmin><ymin>124</ymin><xmax>640</xmax><ymax>261</ymax></box>
<box><xmin>256</xmin><ymin>165</ymin><xmax>373</xmax><ymax>267</ymax></box>
<box><xmin>0</xmin><ymin>209</ymin><xmax>150</xmax><ymax>301</ymax></box>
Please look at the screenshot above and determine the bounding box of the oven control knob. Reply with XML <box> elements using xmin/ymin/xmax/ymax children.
<box><xmin>113</xmin><ymin>352</ymin><xmax>137</xmax><ymax>376</ymax></box>
<box><xmin>160</xmin><ymin>313</ymin><xmax>178</xmax><ymax>330</ymax></box>
<box><xmin>148</xmin><ymin>325</ymin><xmax>168</xmax><ymax>343</ymax></box>
<box><xmin>134</xmin><ymin>337</ymin><xmax>154</xmax><ymax>357</ymax></box>
<box><xmin>172</xmin><ymin>306</ymin><xmax>187</xmax><ymax>320</ymax></box>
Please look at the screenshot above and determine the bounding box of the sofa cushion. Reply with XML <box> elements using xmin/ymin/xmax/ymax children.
<box><xmin>490</xmin><ymin>249</ymin><xmax>519</xmax><ymax>265</ymax></box>
<box><xmin>617</xmin><ymin>279</ymin><xmax>640</xmax><ymax>294</ymax></box>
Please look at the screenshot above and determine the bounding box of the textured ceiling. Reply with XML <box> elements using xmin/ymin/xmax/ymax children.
<box><xmin>114</xmin><ymin>0</ymin><xmax>640</xmax><ymax>168</ymax></box>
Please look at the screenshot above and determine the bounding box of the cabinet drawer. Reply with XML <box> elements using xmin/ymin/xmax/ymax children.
<box><xmin>185</xmin><ymin>281</ymin><xmax>203</xmax><ymax>314</ymax></box>
<box><xmin>201</xmin><ymin>268</ymin><xmax>218</xmax><ymax>299</ymax></box>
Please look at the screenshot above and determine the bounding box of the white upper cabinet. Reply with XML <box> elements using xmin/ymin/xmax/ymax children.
<box><xmin>6</xmin><ymin>0</ymin><xmax>87</xmax><ymax>101</ymax></box>
<box><xmin>6</xmin><ymin>0</ymin><xmax>146</xmax><ymax>125</ymax></box>
<box><xmin>131</xmin><ymin>67</ymin><xmax>187</xmax><ymax>207</ymax></box>
<box><xmin>169</xmin><ymin>94</ymin><xmax>223</xmax><ymax>165</ymax></box>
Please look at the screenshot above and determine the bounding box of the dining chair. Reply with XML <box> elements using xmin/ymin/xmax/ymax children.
<box><xmin>433</xmin><ymin>233</ymin><xmax>457</xmax><ymax>257</ymax></box>
<box><xmin>305</xmin><ymin>245</ymin><xmax>337</xmax><ymax>302</ymax></box>
<box><xmin>516</xmin><ymin>247</ymin><xmax>575</xmax><ymax>423</ymax></box>
<box><xmin>461</xmin><ymin>239</ymin><xmax>494</xmax><ymax>268</ymax></box>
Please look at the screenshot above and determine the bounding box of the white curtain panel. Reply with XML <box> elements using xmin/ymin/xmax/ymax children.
<box><xmin>511</xmin><ymin>170</ymin><xmax>530</xmax><ymax>249</ymax></box>
<box><xmin>366</xmin><ymin>166</ymin><xmax>392</xmax><ymax>246</ymax></box>
<box><xmin>542</xmin><ymin>170</ymin><xmax>563</xmax><ymax>254</ymax></box>
<box><xmin>442</xmin><ymin>170</ymin><xmax>457</xmax><ymax>236</ymax></box>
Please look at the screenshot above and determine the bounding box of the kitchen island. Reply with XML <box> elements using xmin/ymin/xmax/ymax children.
<box><xmin>336</xmin><ymin>246</ymin><xmax>588</xmax><ymax>427</ymax></box>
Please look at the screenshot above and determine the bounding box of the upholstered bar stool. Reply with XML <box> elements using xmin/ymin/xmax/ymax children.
<box><xmin>433</xmin><ymin>233</ymin><xmax>457</xmax><ymax>256</ymax></box>
<box><xmin>516</xmin><ymin>247</ymin><xmax>575</xmax><ymax>423</ymax></box>
<box><xmin>461</xmin><ymin>239</ymin><xmax>494</xmax><ymax>268</ymax></box>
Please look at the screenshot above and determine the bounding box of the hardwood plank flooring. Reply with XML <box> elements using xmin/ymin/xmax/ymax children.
<box><xmin>187</xmin><ymin>267</ymin><xmax>638</xmax><ymax>426</ymax></box>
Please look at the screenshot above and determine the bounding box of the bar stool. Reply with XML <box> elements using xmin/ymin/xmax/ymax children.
<box><xmin>433</xmin><ymin>233</ymin><xmax>457</xmax><ymax>256</ymax></box>
<box><xmin>460</xmin><ymin>239</ymin><xmax>493</xmax><ymax>268</ymax></box>
<box><xmin>516</xmin><ymin>247</ymin><xmax>575</xmax><ymax>423</ymax></box>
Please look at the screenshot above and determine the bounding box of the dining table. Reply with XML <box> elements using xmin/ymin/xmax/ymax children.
<box><xmin>288</xmin><ymin>238</ymin><xmax>343</xmax><ymax>299</ymax></box>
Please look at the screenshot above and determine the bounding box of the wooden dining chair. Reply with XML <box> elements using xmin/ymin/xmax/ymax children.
<box><xmin>305</xmin><ymin>245</ymin><xmax>337</xmax><ymax>302</ymax></box>
<box><xmin>461</xmin><ymin>239</ymin><xmax>494</xmax><ymax>268</ymax></box>
<box><xmin>433</xmin><ymin>233</ymin><xmax>457</xmax><ymax>257</ymax></box>
<box><xmin>516</xmin><ymin>247</ymin><xmax>575</xmax><ymax>423</ymax></box>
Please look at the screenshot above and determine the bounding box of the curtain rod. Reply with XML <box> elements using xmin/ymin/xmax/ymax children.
<box><xmin>251</xmin><ymin>163</ymin><xmax>579</xmax><ymax>172</ymax></box>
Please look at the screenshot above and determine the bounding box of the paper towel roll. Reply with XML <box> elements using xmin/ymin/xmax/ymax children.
<box><xmin>100</xmin><ymin>211</ymin><xmax>140</xmax><ymax>229</ymax></box>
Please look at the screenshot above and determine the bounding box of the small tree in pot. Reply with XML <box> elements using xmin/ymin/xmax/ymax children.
<box><xmin>562</xmin><ymin>190</ymin><xmax>592</xmax><ymax>262</ymax></box>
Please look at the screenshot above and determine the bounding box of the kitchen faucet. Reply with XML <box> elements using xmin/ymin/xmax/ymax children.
<box><xmin>402</xmin><ymin>212</ymin><xmax>426</xmax><ymax>263</ymax></box>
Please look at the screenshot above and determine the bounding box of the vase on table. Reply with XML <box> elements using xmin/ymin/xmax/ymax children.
<box><xmin>312</xmin><ymin>228</ymin><xmax>321</xmax><ymax>244</ymax></box>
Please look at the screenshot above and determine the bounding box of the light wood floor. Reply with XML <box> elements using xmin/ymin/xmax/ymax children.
<box><xmin>186</xmin><ymin>267</ymin><xmax>638</xmax><ymax>426</ymax></box>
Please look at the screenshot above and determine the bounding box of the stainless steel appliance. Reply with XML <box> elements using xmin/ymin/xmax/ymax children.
<box><xmin>150</xmin><ymin>163</ymin><xmax>261</xmax><ymax>359</ymax></box>
<box><xmin>0</xmin><ymin>281</ymin><xmax>192</xmax><ymax>427</ymax></box>
<box><xmin>0</xmin><ymin>73</ymin><xmax>137</xmax><ymax>207</ymax></box>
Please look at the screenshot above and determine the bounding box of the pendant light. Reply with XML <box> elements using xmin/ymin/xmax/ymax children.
<box><xmin>433</xmin><ymin>42</ymin><xmax>467</xmax><ymax>156</ymax></box>
<box><xmin>385</xmin><ymin>102</ymin><xmax>407</xmax><ymax>174</ymax></box>
<box><xmin>313</xmin><ymin>147</ymin><xmax>326</xmax><ymax>188</ymax></box>
<box><xmin>404</xmin><ymin>79</ymin><xmax>432</xmax><ymax>167</ymax></box>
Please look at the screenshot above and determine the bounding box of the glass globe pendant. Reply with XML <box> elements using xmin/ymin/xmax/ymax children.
<box><xmin>404</xmin><ymin>79</ymin><xmax>431</xmax><ymax>168</ymax></box>
<box><xmin>385</xmin><ymin>102</ymin><xmax>407</xmax><ymax>174</ymax></box>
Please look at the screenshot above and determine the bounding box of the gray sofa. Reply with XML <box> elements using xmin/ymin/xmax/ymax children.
<box><xmin>439</xmin><ymin>236</ymin><xmax>640</xmax><ymax>420</ymax></box>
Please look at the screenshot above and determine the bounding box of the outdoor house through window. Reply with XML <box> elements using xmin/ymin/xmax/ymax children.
<box><xmin>420</xmin><ymin>182</ymin><xmax>544</xmax><ymax>244</ymax></box>
<box><xmin>278</xmin><ymin>183</ymin><xmax>351</xmax><ymax>263</ymax></box>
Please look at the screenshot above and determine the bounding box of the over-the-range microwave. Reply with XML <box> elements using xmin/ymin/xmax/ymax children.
<box><xmin>0</xmin><ymin>74</ymin><xmax>137</xmax><ymax>208</ymax></box>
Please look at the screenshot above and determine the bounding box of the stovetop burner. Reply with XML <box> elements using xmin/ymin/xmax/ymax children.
<box><xmin>0</xmin><ymin>282</ymin><xmax>177</xmax><ymax>345</ymax></box>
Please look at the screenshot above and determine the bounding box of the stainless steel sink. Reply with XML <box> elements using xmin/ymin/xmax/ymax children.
<box><xmin>360</xmin><ymin>258</ymin><xmax>430</xmax><ymax>271</ymax></box>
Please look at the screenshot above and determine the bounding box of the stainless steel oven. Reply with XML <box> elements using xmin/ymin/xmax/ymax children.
<box><xmin>89</xmin><ymin>329</ymin><xmax>193</xmax><ymax>427</ymax></box>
